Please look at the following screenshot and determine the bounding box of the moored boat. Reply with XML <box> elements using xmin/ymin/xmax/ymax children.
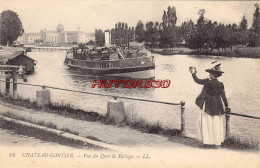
<box><xmin>64</xmin><ymin>46</ymin><xmax>155</xmax><ymax>79</ymax></box>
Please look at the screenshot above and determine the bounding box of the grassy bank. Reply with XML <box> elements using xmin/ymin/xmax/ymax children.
<box><xmin>222</xmin><ymin>135</ymin><xmax>259</xmax><ymax>150</ymax></box>
<box><xmin>150</xmin><ymin>47</ymin><xmax>260</xmax><ymax>58</ymax></box>
<box><xmin>151</xmin><ymin>47</ymin><xmax>194</xmax><ymax>55</ymax></box>
<box><xmin>0</xmin><ymin>93</ymin><xmax>181</xmax><ymax>138</ymax></box>
<box><xmin>0</xmin><ymin>93</ymin><xmax>258</xmax><ymax>150</ymax></box>
<box><xmin>0</xmin><ymin>117</ymin><xmax>101</xmax><ymax>150</ymax></box>
<box><xmin>1</xmin><ymin>111</ymin><xmax>80</xmax><ymax>135</ymax></box>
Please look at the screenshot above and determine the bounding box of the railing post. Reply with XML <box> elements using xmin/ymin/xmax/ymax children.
<box><xmin>5</xmin><ymin>77</ymin><xmax>10</xmax><ymax>96</ymax></box>
<box><xmin>36</xmin><ymin>86</ymin><xmax>50</xmax><ymax>106</ymax></box>
<box><xmin>180</xmin><ymin>101</ymin><xmax>185</xmax><ymax>134</ymax></box>
<box><xmin>225</xmin><ymin>110</ymin><xmax>231</xmax><ymax>137</ymax></box>
<box><xmin>12</xmin><ymin>67</ymin><xmax>18</xmax><ymax>99</ymax></box>
<box><xmin>106</xmin><ymin>95</ymin><xmax>125</xmax><ymax>124</ymax></box>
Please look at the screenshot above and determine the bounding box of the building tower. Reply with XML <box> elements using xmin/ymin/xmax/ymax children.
<box><xmin>57</xmin><ymin>24</ymin><xmax>64</xmax><ymax>33</ymax></box>
<box><xmin>57</xmin><ymin>24</ymin><xmax>64</xmax><ymax>44</ymax></box>
<box><xmin>104</xmin><ymin>30</ymin><xmax>110</xmax><ymax>47</ymax></box>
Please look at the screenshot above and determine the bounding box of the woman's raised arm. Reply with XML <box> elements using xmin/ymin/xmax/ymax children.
<box><xmin>192</xmin><ymin>73</ymin><xmax>209</xmax><ymax>85</ymax></box>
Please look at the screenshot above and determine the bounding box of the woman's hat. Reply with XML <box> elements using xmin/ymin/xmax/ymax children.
<box><xmin>205</xmin><ymin>61</ymin><xmax>224</xmax><ymax>73</ymax></box>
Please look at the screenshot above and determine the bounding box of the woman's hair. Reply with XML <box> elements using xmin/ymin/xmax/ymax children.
<box><xmin>211</xmin><ymin>71</ymin><xmax>222</xmax><ymax>78</ymax></box>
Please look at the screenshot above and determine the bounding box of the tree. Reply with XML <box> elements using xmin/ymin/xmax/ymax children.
<box><xmin>252</xmin><ymin>3</ymin><xmax>260</xmax><ymax>34</ymax></box>
<box><xmin>238</xmin><ymin>16</ymin><xmax>249</xmax><ymax>47</ymax></box>
<box><xmin>78</xmin><ymin>43</ymin><xmax>87</xmax><ymax>49</ymax></box>
<box><xmin>180</xmin><ymin>20</ymin><xmax>195</xmax><ymax>40</ymax></box>
<box><xmin>124</xmin><ymin>23</ymin><xmax>127</xmax><ymax>46</ymax></box>
<box><xmin>204</xmin><ymin>20</ymin><xmax>216</xmax><ymax>51</ymax></box>
<box><xmin>122</xmin><ymin>23</ymin><xmax>125</xmax><ymax>45</ymax></box>
<box><xmin>196</xmin><ymin>9</ymin><xmax>206</xmax><ymax>51</ymax></box>
<box><xmin>144</xmin><ymin>21</ymin><xmax>159</xmax><ymax>47</ymax></box>
<box><xmin>118</xmin><ymin>22</ymin><xmax>122</xmax><ymax>45</ymax></box>
<box><xmin>115</xmin><ymin>23</ymin><xmax>118</xmax><ymax>45</ymax></box>
<box><xmin>240</xmin><ymin>15</ymin><xmax>248</xmax><ymax>30</ymax></box>
<box><xmin>0</xmin><ymin>10</ymin><xmax>23</xmax><ymax>46</ymax></box>
<box><xmin>214</xmin><ymin>23</ymin><xmax>226</xmax><ymax>52</ymax></box>
<box><xmin>110</xmin><ymin>28</ymin><xmax>115</xmax><ymax>44</ymax></box>
<box><xmin>145</xmin><ymin>21</ymin><xmax>154</xmax><ymax>43</ymax></box>
<box><xmin>110</xmin><ymin>22</ymin><xmax>132</xmax><ymax>46</ymax></box>
<box><xmin>131</xmin><ymin>27</ymin><xmax>135</xmax><ymax>40</ymax></box>
<box><xmin>153</xmin><ymin>22</ymin><xmax>160</xmax><ymax>47</ymax></box>
<box><xmin>95</xmin><ymin>29</ymin><xmax>105</xmax><ymax>46</ymax></box>
<box><xmin>249</xmin><ymin>3</ymin><xmax>260</xmax><ymax>46</ymax></box>
<box><xmin>167</xmin><ymin>6</ymin><xmax>177</xmax><ymax>26</ymax></box>
<box><xmin>160</xmin><ymin>6</ymin><xmax>179</xmax><ymax>48</ymax></box>
<box><xmin>87</xmin><ymin>40</ymin><xmax>95</xmax><ymax>45</ymax></box>
<box><xmin>167</xmin><ymin>25</ymin><xmax>179</xmax><ymax>49</ymax></box>
<box><xmin>135</xmin><ymin>20</ymin><xmax>145</xmax><ymax>43</ymax></box>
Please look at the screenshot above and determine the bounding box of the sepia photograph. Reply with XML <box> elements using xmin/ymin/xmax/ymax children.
<box><xmin>0</xmin><ymin>0</ymin><xmax>259</xmax><ymax>167</ymax></box>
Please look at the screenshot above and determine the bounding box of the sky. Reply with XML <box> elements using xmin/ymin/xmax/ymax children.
<box><xmin>0</xmin><ymin>0</ymin><xmax>258</xmax><ymax>33</ymax></box>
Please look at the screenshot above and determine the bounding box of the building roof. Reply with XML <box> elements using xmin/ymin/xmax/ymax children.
<box><xmin>9</xmin><ymin>54</ymin><xmax>36</xmax><ymax>62</ymax></box>
<box><xmin>46</xmin><ymin>31</ymin><xmax>59</xmax><ymax>34</ymax></box>
<box><xmin>26</xmin><ymin>33</ymin><xmax>41</xmax><ymax>36</ymax></box>
<box><xmin>0</xmin><ymin>48</ymin><xmax>35</xmax><ymax>64</ymax></box>
<box><xmin>65</xmin><ymin>31</ymin><xmax>85</xmax><ymax>34</ymax></box>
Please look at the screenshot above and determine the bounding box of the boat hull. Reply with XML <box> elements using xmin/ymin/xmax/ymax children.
<box><xmin>66</xmin><ymin>64</ymin><xmax>155</xmax><ymax>79</ymax></box>
<box><xmin>103</xmin><ymin>69</ymin><xmax>154</xmax><ymax>79</ymax></box>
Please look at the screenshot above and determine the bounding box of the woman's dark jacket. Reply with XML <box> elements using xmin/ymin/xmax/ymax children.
<box><xmin>192</xmin><ymin>74</ymin><xmax>228</xmax><ymax>116</ymax></box>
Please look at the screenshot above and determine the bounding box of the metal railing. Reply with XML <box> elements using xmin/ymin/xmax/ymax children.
<box><xmin>0</xmin><ymin>78</ymin><xmax>259</xmax><ymax>136</ymax></box>
<box><xmin>0</xmin><ymin>79</ymin><xmax>185</xmax><ymax>133</ymax></box>
<box><xmin>224</xmin><ymin>110</ymin><xmax>260</xmax><ymax>136</ymax></box>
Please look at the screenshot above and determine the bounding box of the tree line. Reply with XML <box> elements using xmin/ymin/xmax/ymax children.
<box><xmin>180</xmin><ymin>5</ymin><xmax>260</xmax><ymax>52</ymax></box>
<box><xmin>95</xmin><ymin>3</ymin><xmax>260</xmax><ymax>51</ymax></box>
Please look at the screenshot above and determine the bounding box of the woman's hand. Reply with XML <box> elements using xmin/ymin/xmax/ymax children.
<box><xmin>189</xmin><ymin>66</ymin><xmax>197</xmax><ymax>74</ymax></box>
<box><xmin>225</xmin><ymin>107</ymin><xmax>231</xmax><ymax>113</ymax></box>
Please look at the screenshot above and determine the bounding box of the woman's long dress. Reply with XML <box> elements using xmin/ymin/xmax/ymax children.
<box><xmin>198</xmin><ymin>107</ymin><xmax>225</xmax><ymax>146</ymax></box>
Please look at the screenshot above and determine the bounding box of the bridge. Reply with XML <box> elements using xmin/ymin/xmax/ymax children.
<box><xmin>24</xmin><ymin>46</ymin><xmax>71</xmax><ymax>52</ymax></box>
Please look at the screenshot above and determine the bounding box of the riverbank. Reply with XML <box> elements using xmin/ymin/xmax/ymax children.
<box><xmin>0</xmin><ymin>93</ymin><xmax>258</xmax><ymax>150</ymax></box>
<box><xmin>150</xmin><ymin>47</ymin><xmax>260</xmax><ymax>58</ymax></box>
<box><xmin>0</xmin><ymin>116</ymin><xmax>105</xmax><ymax>150</ymax></box>
<box><xmin>0</xmin><ymin>100</ymin><xmax>187</xmax><ymax>148</ymax></box>
<box><xmin>0</xmin><ymin>93</ymin><xmax>181</xmax><ymax>137</ymax></box>
<box><xmin>1</xmin><ymin>112</ymin><xmax>258</xmax><ymax>168</ymax></box>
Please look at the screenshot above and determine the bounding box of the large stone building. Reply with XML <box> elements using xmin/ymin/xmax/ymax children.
<box><xmin>17</xmin><ymin>24</ymin><xmax>95</xmax><ymax>45</ymax></box>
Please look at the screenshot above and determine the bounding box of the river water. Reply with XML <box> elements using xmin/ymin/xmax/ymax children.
<box><xmin>1</xmin><ymin>51</ymin><xmax>259</xmax><ymax>140</ymax></box>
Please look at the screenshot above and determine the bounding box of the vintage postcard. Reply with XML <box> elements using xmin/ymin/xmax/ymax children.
<box><xmin>0</xmin><ymin>0</ymin><xmax>259</xmax><ymax>167</ymax></box>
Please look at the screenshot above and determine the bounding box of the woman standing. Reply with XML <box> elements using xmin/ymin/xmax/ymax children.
<box><xmin>190</xmin><ymin>61</ymin><xmax>230</xmax><ymax>147</ymax></box>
